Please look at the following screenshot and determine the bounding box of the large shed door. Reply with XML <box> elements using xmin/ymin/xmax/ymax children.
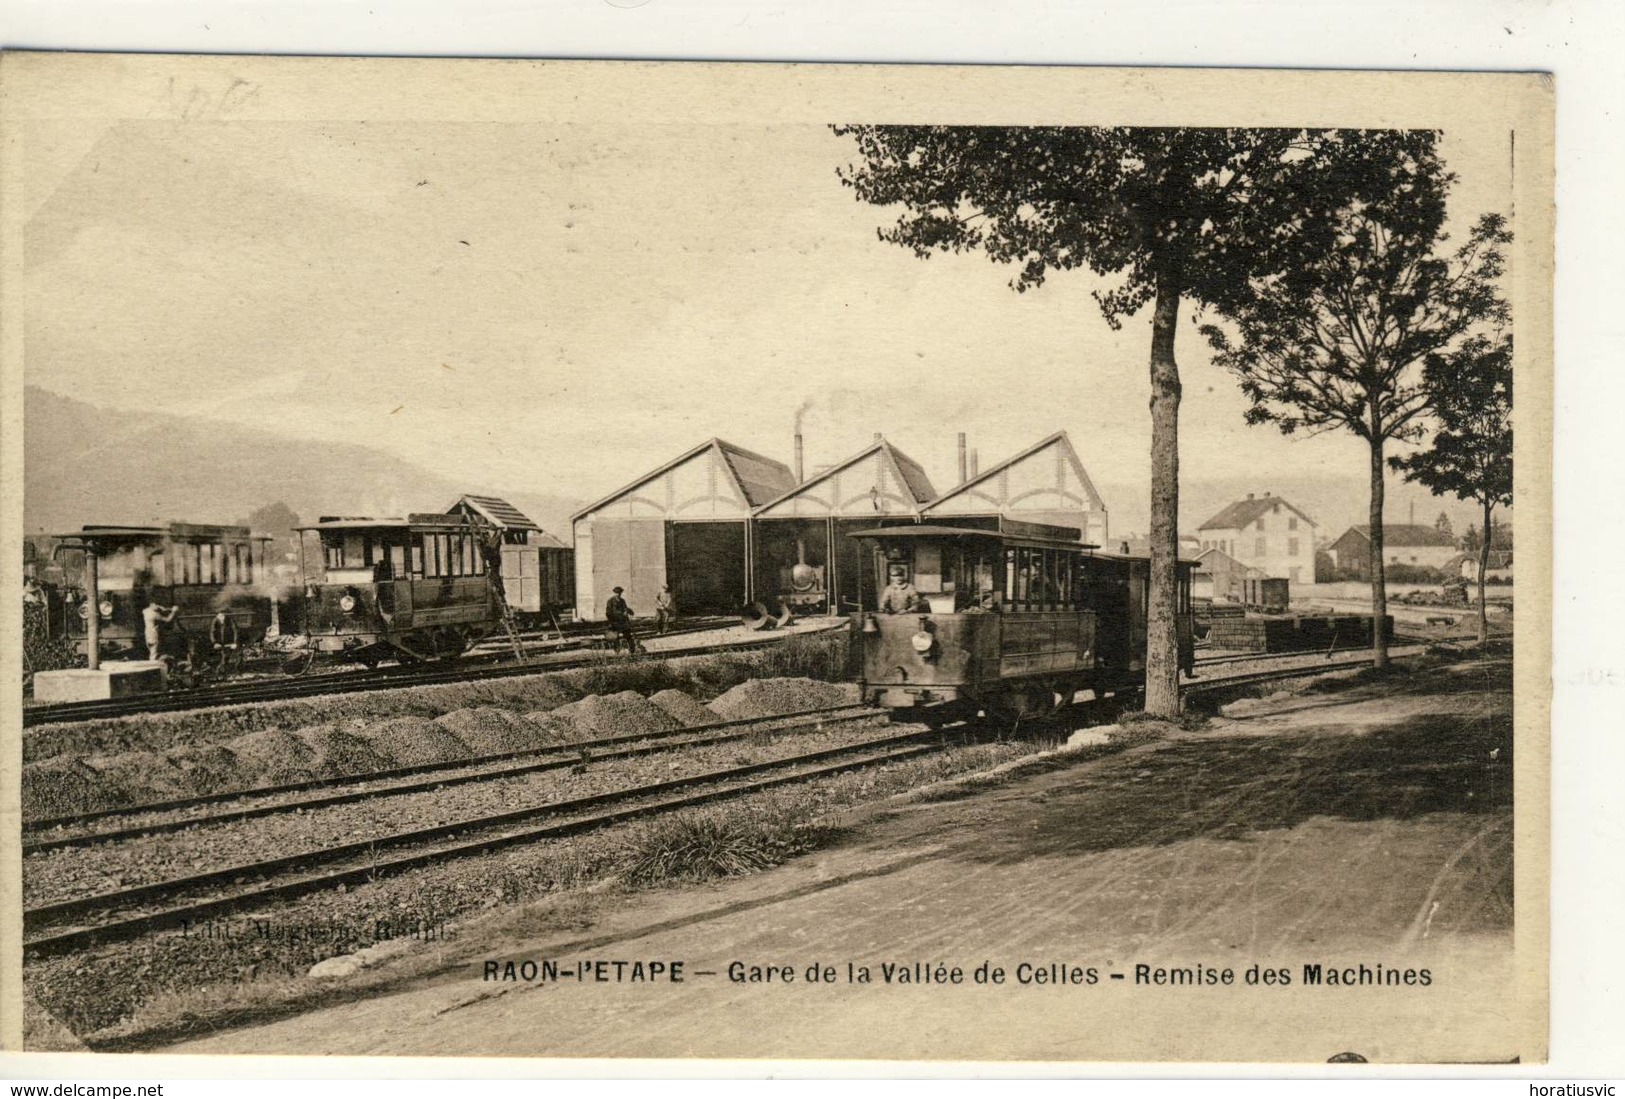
<box><xmin>589</xmin><ymin>520</ymin><xmax>667</xmax><ymax>620</ymax></box>
<box><xmin>670</xmin><ymin>521</ymin><xmax>746</xmax><ymax>616</ymax></box>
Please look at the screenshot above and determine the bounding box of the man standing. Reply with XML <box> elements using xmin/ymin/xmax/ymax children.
<box><xmin>604</xmin><ymin>586</ymin><xmax>639</xmax><ymax>654</ymax></box>
<box><xmin>142</xmin><ymin>598</ymin><xmax>179</xmax><ymax>662</ymax></box>
<box><xmin>655</xmin><ymin>585</ymin><xmax>677</xmax><ymax>635</ymax></box>
<box><xmin>878</xmin><ymin>565</ymin><xmax>923</xmax><ymax>614</ymax></box>
<box><xmin>209</xmin><ymin>608</ymin><xmax>241</xmax><ymax>672</ymax></box>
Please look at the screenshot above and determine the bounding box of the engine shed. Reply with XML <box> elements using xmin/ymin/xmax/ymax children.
<box><xmin>750</xmin><ymin>436</ymin><xmax>937</xmax><ymax>616</ymax></box>
<box><xmin>570</xmin><ymin>439</ymin><xmax>796</xmax><ymax>621</ymax></box>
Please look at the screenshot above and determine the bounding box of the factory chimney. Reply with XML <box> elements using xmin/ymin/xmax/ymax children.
<box><xmin>969</xmin><ymin>449</ymin><xmax>979</xmax><ymax>478</ymax></box>
<box><xmin>794</xmin><ymin>432</ymin><xmax>804</xmax><ymax>483</ymax></box>
<box><xmin>957</xmin><ymin>433</ymin><xmax>967</xmax><ymax>483</ymax></box>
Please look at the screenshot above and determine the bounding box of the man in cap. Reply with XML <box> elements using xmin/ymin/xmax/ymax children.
<box><xmin>604</xmin><ymin>585</ymin><xmax>639</xmax><ymax>653</ymax></box>
<box><xmin>878</xmin><ymin>564</ymin><xmax>923</xmax><ymax>614</ymax></box>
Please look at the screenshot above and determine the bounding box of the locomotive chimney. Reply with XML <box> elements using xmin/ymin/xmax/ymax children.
<box><xmin>957</xmin><ymin>432</ymin><xmax>967</xmax><ymax>483</ymax></box>
<box><xmin>794</xmin><ymin>432</ymin><xmax>805</xmax><ymax>483</ymax></box>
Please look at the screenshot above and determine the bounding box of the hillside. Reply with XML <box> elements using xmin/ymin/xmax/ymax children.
<box><xmin>22</xmin><ymin>387</ymin><xmax>585</xmax><ymax>542</ymax></box>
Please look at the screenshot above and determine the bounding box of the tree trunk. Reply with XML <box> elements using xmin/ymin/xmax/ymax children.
<box><xmin>1144</xmin><ymin>275</ymin><xmax>1184</xmax><ymax>717</ymax></box>
<box><xmin>1477</xmin><ymin>498</ymin><xmax>1493</xmax><ymax>645</ymax></box>
<box><xmin>1367</xmin><ymin>428</ymin><xmax>1389</xmax><ymax>669</ymax></box>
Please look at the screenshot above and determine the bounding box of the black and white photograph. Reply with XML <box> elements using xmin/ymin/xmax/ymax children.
<box><xmin>2</xmin><ymin>56</ymin><xmax>1552</xmax><ymax>1064</ymax></box>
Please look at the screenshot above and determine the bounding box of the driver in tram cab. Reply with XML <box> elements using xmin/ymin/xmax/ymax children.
<box><xmin>878</xmin><ymin>564</ymin><xmax>923</xmax><ymax>614</ymax></box>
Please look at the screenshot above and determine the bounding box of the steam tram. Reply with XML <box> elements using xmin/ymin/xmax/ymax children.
<box><xmin>48</xmin><ymin>523</ymin><xmax>275</xmax><ymax>662</ymax></box>
<box><xmin>294</xmin><ymin>513</ymin><xmax>575</xmax><ymax>665</ymax></box>
<box><xmin>849</xmin><ymin>523</ymin><xmax>1196</xmax><ymax>719</ymax></box>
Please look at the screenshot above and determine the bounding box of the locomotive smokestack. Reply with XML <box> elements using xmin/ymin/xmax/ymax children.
<box><xmin>957</xmin><ymin>433</ymin><xmax>967</xmax><ymax>483</ymax></box>
<box><xmin>795</xmin><ymin>432</ymin><xmax>805</xmax><ymax>483</ymax></box>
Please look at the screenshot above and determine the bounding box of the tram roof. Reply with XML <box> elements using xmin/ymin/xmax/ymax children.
<box><xmin>56</xmin><ymin>522</ymin><xmax>264</xmax><ymax>543</ymax></box>
<box><xmin>297</xmin><ymin>514</ymin><xmax>478</xmax><ymax>533</ymax></box>
<box><xmin>848</xmin><ymin>524</ymin><xmax>1199</xmax><ymax>565</ymax></box>
<box><xmin>847</xmin><ymin>524</ymin><xmax>1100</xmax><ymax>551</ymax></box>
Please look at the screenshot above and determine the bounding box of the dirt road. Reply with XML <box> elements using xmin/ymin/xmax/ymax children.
<box><xmin>171</xmin><ymin>659</ymin><xmax>1523</xmax><ymax>1063</ymax></box>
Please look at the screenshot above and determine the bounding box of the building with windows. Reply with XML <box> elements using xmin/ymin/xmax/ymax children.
<box><xmin>1196</xmin><ymin>492</ymin><xmax>1319</xmax><ymax>584</ymax></box>
<box><xmin>1327</xmin><ymin>524</ymin><xmax>1458</xmax><ymax>579</ymax></box>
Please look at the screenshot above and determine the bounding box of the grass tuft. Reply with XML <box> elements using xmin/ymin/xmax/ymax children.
<box><xmin>616</xmin><ymin>807</ymin><xmax>833</xmax><ymax>885</ymax></box>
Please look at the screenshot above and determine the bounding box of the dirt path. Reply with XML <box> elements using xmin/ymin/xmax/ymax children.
<box><xmin>169</xmin><ymin>660</ymin><xmax>1521</xmax><ymax>1063</ymax></box>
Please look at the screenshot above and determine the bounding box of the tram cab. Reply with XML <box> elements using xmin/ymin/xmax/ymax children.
<box><xmin>296</xmin><ymin>515</ymin><xmax>502</xmax><ymax>661</ymax></box>
<box><xmin>849</xmin><ymin>523</ymin><xmax>1195</xmax><ymax>717</ymax></box>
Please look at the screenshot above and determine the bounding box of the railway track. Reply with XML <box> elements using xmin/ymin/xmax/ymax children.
<box><xmin>23</xmin><ymin>703</ymin><xmax>880</xmax><ymax>852</ymax></box>
<box><xmin>22</xmin><ymin>723</ymin><xmax>950</xmax><ymax>958</ymax></box>
<box><xmin>22</xmin><ymin>621</ymin><xmax>848</xmax><ymax>728</ymax></box>
<box><xmin>23</xmin><ymin>643</ymin><xmax>1446</xmax><ymax>960</ymax></box>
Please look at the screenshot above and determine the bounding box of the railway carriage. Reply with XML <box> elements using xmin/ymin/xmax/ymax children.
<box><xmin>295</xmin><ymin>515</ymin><xmax>503</xmax><ymax>663</ymax></box>
<box><xmin>48</xmin><ymin>523</ymin><xmax>275</xmax><ymax>661</ymax></box>
<box><xmin>849</xmin><ymin>523</ymin><xmax>1195</xmax><ymax>719</ymax></box>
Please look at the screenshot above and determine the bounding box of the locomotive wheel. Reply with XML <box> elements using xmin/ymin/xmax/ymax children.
<box><xmin>281</xmin><ymin>650</ymin><xmax>318</xmax><ymax>677</ymax></box>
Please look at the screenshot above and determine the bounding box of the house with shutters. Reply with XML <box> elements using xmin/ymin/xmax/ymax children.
<box><xmin>1197</xmin><ymin>492</ymin><xmax>1319</xmax><ymax>584</ymax></box>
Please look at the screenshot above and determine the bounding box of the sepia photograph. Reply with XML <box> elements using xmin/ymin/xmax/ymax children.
<box><xmin>1</xmin><ymin>56</ymin><xmax>1552</xmax><ymax>1064</ymax></box>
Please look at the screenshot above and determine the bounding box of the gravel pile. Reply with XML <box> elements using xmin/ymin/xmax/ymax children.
<box><xmin>163</xmin><ymin>744</ymin><xmax>244</xmax><ymax>795</ymax></box>
<box><xmin>86</xmin><ymin>751</ymin><xmax>189</xmax><ymax>803</ymax></box>
<box><xmin>21</xmin><ymin>759</ymin><xmax>127</xmax><ymax>819</ymax></box>
<box><xmin>519</xmin><ymin>712</ymin><xmax>581</xmax><ymax>744</ymax></box>
<box><xmin>229</xmin><ymin>728</ymin><xmax>319</xmax><ymax>783</ymax></box>
<box><xmin>648</xmin><ymin>689</ymin><xmax>720</xmax><ymax>727</ymax></box>
<box><xmin>435</xmin><ymin>707</ymin><xmax>543</xmax><ymax>755</ymax></box>
<box><xmin>708</xmin><ymin>677</ymin><xmax>855</xmax><ymax>721</ymax></box>
<box><xmin>295</xmin><ymin>724</ymin><xmax>393</xmax><ymax>777</ymax></box>
<box><xmin>550</xmin><ymin>691</ymin><xmax>682</xmax><ymax>738</ymax></box>
<box><xmin>360</xmin><ymin>717</ymin><xmax>470</xmax><ymax>766</ymax></box>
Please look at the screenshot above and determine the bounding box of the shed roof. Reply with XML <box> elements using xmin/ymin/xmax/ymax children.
<box><xmin>1340</xmin><ymin>523</ymin><xmax>1457</xmax><ymax>548</ymax></box>
<box><xmin>447</xmin><ymin>494</ymin><xmax>541</xmax><ymax>532</ymax></box>
<box><xmin>754</xmin><ymin>436</ymin><xmax>937</xmax><ymax>513</ymax></box>
<box><xmin>570</xmin><ymin>438</ymin><xmax>797</xmax><ymax>521</ymax></box>
<box><xmin>925</xmin><ymin>431</ymin><xmax>1106</xmax><ymax>513</ymax></box>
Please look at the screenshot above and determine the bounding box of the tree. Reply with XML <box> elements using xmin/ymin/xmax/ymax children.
<box><xmin>1391</xmin><ymin>332</ymin><xmax>1513</xmax><ymax>642</ymax></box>
<box><xmin>1434</xmin><ymin>510</ymin><xmax>1454</xmax><ymax>543</ymax></box>
<box><xmin>1201</xmin><ymin>181</ymin><xmax>1511</xmax><ymax>667</ymax></box>
<box><xmin>834</xmin><ymin>126</ymin><xmax>1434</xmax><ymax>715</ymax></box>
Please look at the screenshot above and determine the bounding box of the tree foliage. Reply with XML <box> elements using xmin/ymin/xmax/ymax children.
<box><xmin>1200</xmin><ymin>208</ymin><xmax>1511</xmax><ymax>447</ymax></box>
<box><xmin>1391</xmin><ymin>332</ymin><xmax>1513</xmax><ymax>510</ymax></box>
<box><xmin>835</xmin><ymin>127</ymin><xmax>1442</xmax><ymax>324</ymax></box>
<box><xmin>1390</xmin><ymin>332</ymin><xmax>1513</xmax><ymax>641</ymax></box>
<box><xmin>1198</xmin><ymin>165</ymin><xmax>1511</xmax><ymax>664</ymax></box>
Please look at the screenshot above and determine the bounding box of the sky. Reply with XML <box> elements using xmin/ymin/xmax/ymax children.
<box><xmin>23</xmin><ymin>119</ymin><xmax>1514</xmax><ymax>535</ymax></box>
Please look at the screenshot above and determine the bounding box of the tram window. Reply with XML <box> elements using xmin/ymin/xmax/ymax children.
<box><xmin>914</xmin><ymin>545</ymin><xmax>942</xmax><ymax>593</ymax></box>
<box><xmin>149</xmin><ymin>551</ymin><xmax>166</xmax><ymax>586</ymax></box>
<box><xmin>389</xmin><ymin>543</ymin><xmax>407</xmax><ymax>579</ymax></box>
<box><xmin>412</xmin><ymin>542</ymin><xmax>424</xmax><ymax>577</ymax></box>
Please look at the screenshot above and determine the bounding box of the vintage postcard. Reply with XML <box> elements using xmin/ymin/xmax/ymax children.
<box><xmin>0</xmin><ymin>55</ymin><xmax>1552</xmax><ymax>1064</ymax></box>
